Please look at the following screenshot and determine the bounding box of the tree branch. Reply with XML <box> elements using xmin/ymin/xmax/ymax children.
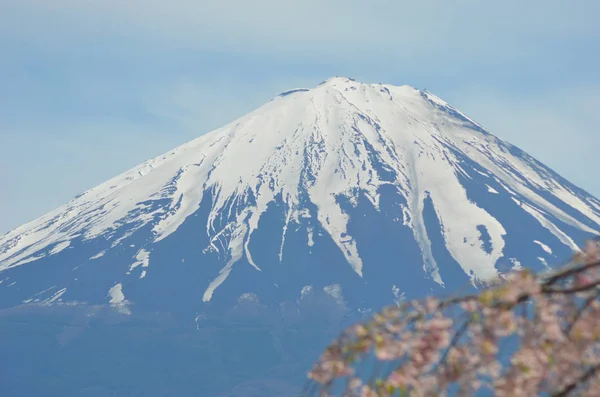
<box><xmin>552</xmin><ymin>362</ymin><xmax>600</xmax><ymax>397</ymax></box>
<box><xmin>542</xmin><ymin>279</ymin><xmax>600</xmax><ymax>295</ymax></box>
<box><xmin>544</xmin><ymin>260</ymin><xmax>600</xmax><ymax>287</ymax></box>
<box><xmin>566</xmin><ymin>292</ymin><xmax>599</xmax><ymax>335</ymax></box>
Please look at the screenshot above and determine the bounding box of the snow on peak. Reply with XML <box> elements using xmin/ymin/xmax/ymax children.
<box><xmin>1</xmin><ymin>79</ymin><xmax>600</xmax><ymax>303</ymax></box>
<box><xmin>320</xmin><ymin>76</ymin><xmax>356</xmax><ymax>85</ymax></box>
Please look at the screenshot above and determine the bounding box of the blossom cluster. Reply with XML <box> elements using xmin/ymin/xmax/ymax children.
<box><xmin>307</xmin><ymin>238</ymin><xmax>600</xmax><ymax>396</ymax></box>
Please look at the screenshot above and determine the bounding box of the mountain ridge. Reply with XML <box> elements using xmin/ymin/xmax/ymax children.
<box><xmin>1</xmin><ymin>77</ymin><xmax>599</xmax><ymax>313</ymax></box>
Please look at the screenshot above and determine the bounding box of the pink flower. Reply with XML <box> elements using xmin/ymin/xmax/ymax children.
<box><xmin>575</xmin><ymin>272</ymin><xmax>593</xmax><ymax>287</ymax></box>
<box><xmin>583</xmin><ymin>240</ymin><xmax>600</xmax><ymax>263</ymax></box>
<box><xmin>310</xmin><ymin>240</ymin><xmax>600</xmax><ymax>397</ymax></box>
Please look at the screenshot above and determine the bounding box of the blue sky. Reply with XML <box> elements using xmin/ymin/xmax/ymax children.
<box><xmin>1</xmin><ymin>0</ymin><xmax>599</xmax><ymax>234</ymax></box>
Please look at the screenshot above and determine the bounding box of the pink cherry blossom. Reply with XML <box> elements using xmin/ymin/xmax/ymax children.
<box><xmin>307</xmin><ymin>238</ymin><xmax>600</xmax><ymax>397</ymax></box>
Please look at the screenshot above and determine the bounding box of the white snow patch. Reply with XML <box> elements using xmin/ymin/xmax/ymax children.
<box><xmin>203</xmin><ymin>217</ymin><xmax>250</xmax><ymax>302</ymax></box>
<box><xmin>307</xmin><ymin>227</ymin><xmax>315</xmax><ymax>247</ymax></box>
<box><xmin>90</xmin><ymin>251</ymin><xmax>105</xmax><ymax>260</ymax></box>
<box><xmin>392</xmin><ymin>284</ymin><xmax>406</xmax><ymax>306</ymax></box>
<box><xmin>279</xmin><ymin>207</ymin><xmax>293</xmax><ymax>262</ymax></box>
<box><xmin>509</xmin><ymin>258</ymin><xmax>523</xmax><ymax>271</ymax></box>
<box><xmin>49</xmin><ymin>241</ymin><xmax>71</xmax><ymax>256</ymax></box>
<box><xmin>401</xmin><ymin>205</ymin><xmax>412</xmax><ymax>227</ymax></box>
<box><xmin>108</xmin><ymin>283</ymin><xmax>131</xmax><ymax>314</ymax></box>
<box><xmin>300</xmin><ymin>285</ymin><xmax>313</xmax><ymax>299</ymax></box>
<box><xmin>486</xmin><ymin>185</ymin><xmax>499</xmax><ymax>194</ymax></box>
<box><xmin>12</xmin><ymin>254</ymin><xmax>47</xmax><ymax>267</ymax></box>
<box><xmin>521</xmin><ymin>203</ymin><xmax>579</xmax><ymax>251</ymax></box>
<box><xmin>419</xmin><ymin>168</ymin><xmax>506</xmax><ymax>282</ymax></box>
<box><xmin>46</xmin><ymin>288</ymin><xmax>67</xmax><ymax>304</ymax></box>
<box><xmin>534</xmin><ymin>240</ymin><xmax>553</xmax><ymax>255</ymax></box>
<box><xmin>108</xmin><ymin>283</ymin><xmax>126</xmax><ymax>305</ymax></box>
<box><xmin>129</xmin><ymin>248</ymin><xmax>150</xmax><ymax>275</ymax></box>
<box><xmin>33</xmin><ymin>286</ymin><xmax>57</xmax><ymax>298</ymax></box>
<box><xmin>238</xmin><ymin>293</ymin><xmax>259</xmax><ymax>303</ymax></box>
<box><xmin>110</xmin><ymin>231</ymin><xmax>136</xmax><ymax>249</ymax></box>
<box><xmin>323</xmin><ymin>284</ymin><xmax>345</xmax><ymax>306</ymax></box>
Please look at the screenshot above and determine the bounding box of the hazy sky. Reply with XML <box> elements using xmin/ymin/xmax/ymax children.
<box><xmin>1</xmin><ymin>0</ymin><xmax>599</xmax><ymax>234</ymax></box>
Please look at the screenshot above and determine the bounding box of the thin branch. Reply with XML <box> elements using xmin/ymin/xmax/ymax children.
<box><xmin>542</xmin><ymin>280</ymin><xmax>600</xmax><ymax>295</ymax></box>
<box><xmin>544</xmin><ymin>260</ymin><xmax>600</xmax><ymax>287</ymax></box>
<box><xmin>300</xmin><ymin>380</ymin><xmax>318</xmax><ymax>397</ymax></box>
<box><xmin>566</xmin><ymin>292</ymin><xmax>600</xmax><ymax>335</ymax></box>
<box><xmin>552</xmin><ymin>362</ymin><xmax>600</xmax><ymax>397</ymax></box>
<box><xmin>437</xmin><ymin>313</ymin><xmax>473</xmax><ymax>369</ymax></box>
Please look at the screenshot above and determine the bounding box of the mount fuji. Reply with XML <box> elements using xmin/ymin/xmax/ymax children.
<box><xmin>1</xmin><ymin>77</ymin><xmax>599</xmax><ymax>396</ymax></box>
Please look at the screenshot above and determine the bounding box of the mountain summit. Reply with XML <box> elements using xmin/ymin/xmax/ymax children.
<box><xmin>1</xmin><ymin>77</ymin><xmax>599</xmax><ymax>313</ymax></box>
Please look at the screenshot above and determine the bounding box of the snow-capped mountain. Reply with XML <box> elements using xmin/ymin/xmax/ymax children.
<box><xmin>2</xmin><ymin>78</ymin><xmax>600</xmax><ymax>314</ymax></box>
<box><xmin>2</xmin><ymin>77</ymin><xmax>600</xmax><ymax>396</ymax></box>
